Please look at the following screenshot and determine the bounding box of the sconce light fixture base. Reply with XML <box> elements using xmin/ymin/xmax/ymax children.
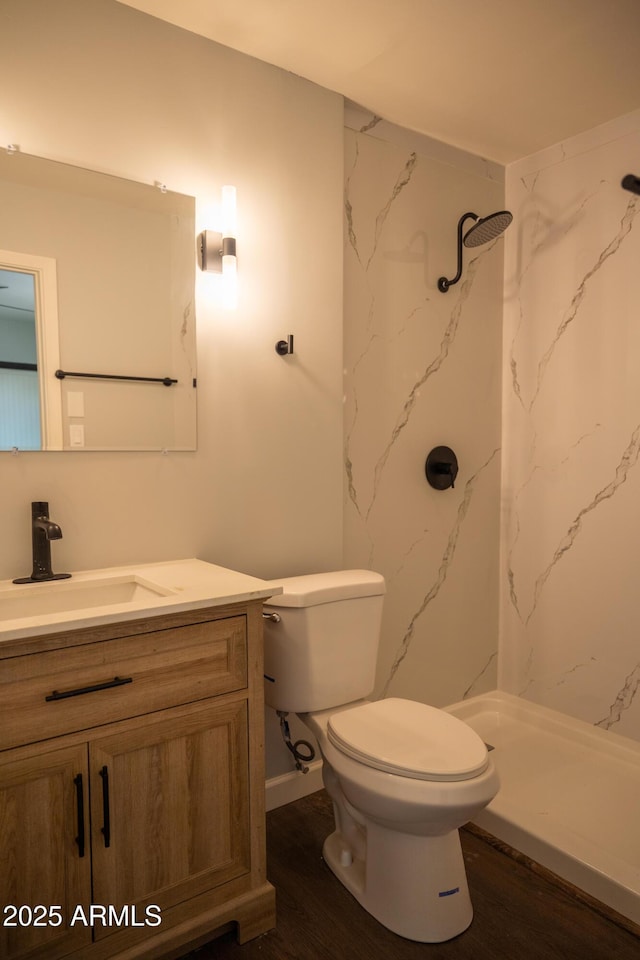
<box><xmin>199</xmin><ymin>230</ymin><xmax>223</xmax><ymax>273</ymax></box>
<box><xmin>199</xmin><ymin>232</ymin><xmax>237</xmax><ymax>273</ymax></box>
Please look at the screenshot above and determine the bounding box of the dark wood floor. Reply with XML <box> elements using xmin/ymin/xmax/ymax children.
<box><xmin>187</xmin><ymin>790</ymin><xmax>639</xmax><ymax>960</ymax></box>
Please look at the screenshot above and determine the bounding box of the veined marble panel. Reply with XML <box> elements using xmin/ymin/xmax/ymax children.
<box><xmin>343</xmin><ymin>118</ymin><xmax>504</xmax><ymax>708</ymax></box>
<box><xmin>344</xmin><ymin>102</ymin><xmax>504</xmax><ymax>185</ymax></box>
<box><xmin>502</xmin><ymin>113</ymin><xmax>640</xmax><ymax>741</ymax></box>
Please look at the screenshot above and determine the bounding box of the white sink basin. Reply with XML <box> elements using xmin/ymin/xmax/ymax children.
<box><xmin>0</xmin><ymin>559</ymin><xmax>281</xmax><ymax>644</ymax></box>
<box><xmin>0</xmin><ymin>575</ymin><xmax>175</xmax><ymax>621</ymax></box>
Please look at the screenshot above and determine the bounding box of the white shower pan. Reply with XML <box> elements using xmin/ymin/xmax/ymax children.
<box><xmin>445</xmin><ymin>690</ymin><xmax>640</xmax><ymax>925</ymax></box>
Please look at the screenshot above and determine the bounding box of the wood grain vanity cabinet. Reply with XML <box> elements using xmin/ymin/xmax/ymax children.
<box><xmin>0</xmin><ymin>600</ymin><xmax>275</xmax><ymax>960</ymax></box>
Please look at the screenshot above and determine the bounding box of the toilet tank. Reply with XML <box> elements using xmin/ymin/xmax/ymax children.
<box><xmin>263</xmin><ymin>570</ymin><xmax>385</xmax><ymax>713</ymax></box>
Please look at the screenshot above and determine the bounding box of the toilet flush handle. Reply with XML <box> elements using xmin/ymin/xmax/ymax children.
<box><xmin>262</xmin><ymin>611</ymin><xmax>281</xmax><ymax>623</ymax></box>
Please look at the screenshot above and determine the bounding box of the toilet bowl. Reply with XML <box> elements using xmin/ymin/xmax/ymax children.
<box><xmin>263</xmin><ymin>570</ymin><xmax>500</xmax><ymax>942</ymax></box>
<box><xmin>300</xmin><ymin>699</ymin><xmax>499</xmax><ymax>942</ymax></box>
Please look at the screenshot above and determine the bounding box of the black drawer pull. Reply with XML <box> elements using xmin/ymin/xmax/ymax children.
<box><xmin>45</xmin><ymin>676</ymin><xmax>133</xmax><ymax>702</ymax></box>
<box><xmin>74</xmin><ymin>773</ymin><xmax>85</xmax><ymax>858</ymax></box>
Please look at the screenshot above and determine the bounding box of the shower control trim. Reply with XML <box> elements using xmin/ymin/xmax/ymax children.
<box><xmin>426</xmin><ymin>446</ymin><xmax>459</xmax><ymax>490</ymax></box>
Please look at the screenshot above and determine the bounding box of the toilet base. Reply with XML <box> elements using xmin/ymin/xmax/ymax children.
<box><xmin>323</xmin><ymin>823</ymin><xmax>473</xmax><ymax>942</ymax></box>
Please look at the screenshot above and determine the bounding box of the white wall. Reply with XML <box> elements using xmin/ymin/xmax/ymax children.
<box><xmin>0</xmin><ymin>0</ymin><xmax>344</xmax><ymax>585</ymax></box>
<box><xmin>501</xmin><ymin>109</ymin><xmax>640</xmax><ymax>741</ymax></box>
<box><xmin>0</xmin><ymin>0</ymin><xmax>344</xmax><ymax>780</ymax></box>
<box><xmin>343</xmin><ymin>107</ymin><xmax>504</xmax><ymax>708</ymax></box>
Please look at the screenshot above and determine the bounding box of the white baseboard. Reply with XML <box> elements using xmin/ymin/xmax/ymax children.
<box><xmin>265</xmin><ymin>759</ymin><xmax>324</xmax><ymax>811</ymax></box>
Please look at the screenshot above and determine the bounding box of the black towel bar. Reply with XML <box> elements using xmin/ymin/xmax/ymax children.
<box><xmin>55</xmin><ymin>369</ymin><xmax>176</xmax><ymax>386</ymax></box>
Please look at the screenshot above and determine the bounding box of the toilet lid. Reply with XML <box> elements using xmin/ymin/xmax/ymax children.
<box><xmin>327</xmin><ymin>698</ymin><xmax>489</xmax><ymax>782</ymax></box>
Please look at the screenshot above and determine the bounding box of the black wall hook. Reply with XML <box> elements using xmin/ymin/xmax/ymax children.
<box><xmin>425</xmin><ymin>446</ymin><xmax>459</xmax><ymax>490</ymax></box>
<box><xmin>275</xmin><ymin>335</ymin><xmax>294</xmax><ymax>356</ymax></box>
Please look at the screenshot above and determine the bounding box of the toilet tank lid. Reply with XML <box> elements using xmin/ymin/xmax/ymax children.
<box><xmin>264</xmin><ymin>569</ymin><xmax>385</xmax><ymax>608</ymax></box>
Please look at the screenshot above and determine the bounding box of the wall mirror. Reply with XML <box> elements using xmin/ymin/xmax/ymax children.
<box><xmin>0</xmin><ymin>150</ymin><xmax>196</xmax><ymax>451</ymax></box>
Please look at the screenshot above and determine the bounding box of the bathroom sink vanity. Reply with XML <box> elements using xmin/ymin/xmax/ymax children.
<box><xmin>0</xmin><ymin>560</ymin><xmax>279</xmax><ymax>960</ymax></box>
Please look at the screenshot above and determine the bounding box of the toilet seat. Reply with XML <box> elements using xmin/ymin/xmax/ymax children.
<box><xmin>327</xmin><ymin>698</ymin><xmax>488</xmax><ymax>782</ymax></box>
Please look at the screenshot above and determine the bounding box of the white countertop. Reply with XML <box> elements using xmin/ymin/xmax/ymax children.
<box><xmin>0</xmin><ymin>558</ymin><xmax>282</xmax><ymax>643</ymax></box>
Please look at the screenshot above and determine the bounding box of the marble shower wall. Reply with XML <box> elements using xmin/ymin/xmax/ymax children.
<box><xmin>501</xmin><ymin>109</ymin><xmax>640</xmax><ymax>741</ymax></box>
<box><xmin>343</xmin><ymin>107</ymin><xmax>505</xmax><ymax>707</ymax></box>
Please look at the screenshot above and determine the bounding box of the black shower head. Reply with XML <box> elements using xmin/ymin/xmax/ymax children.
<box><xmin>438</xmin><ymin>209</ymin><xmax>513</xmax><ymax>292</ymax></box>
<box><xmin>463</xmin><ymin>210</ymin><xmax>513</xmax><ymax>247</ymax></box>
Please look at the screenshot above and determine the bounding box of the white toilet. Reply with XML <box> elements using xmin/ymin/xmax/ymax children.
<box><xmin>263</xmin><ymin>569</ymin><xmax>499</xmax><ymax>943</ymax></box>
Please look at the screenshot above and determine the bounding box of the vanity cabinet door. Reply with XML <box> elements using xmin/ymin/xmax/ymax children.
<box><xmin>88</xmin><ymin>696</ymin><xmax>251</xmax><ymax>943</ymax></box>
<box><xmin>0</xmin><ymin>744</ymin><xmax>92</xmax><ymax>960</ymax></box>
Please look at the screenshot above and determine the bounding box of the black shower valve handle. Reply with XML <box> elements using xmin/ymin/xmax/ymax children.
<box><xmin>432</xmin><ymin>461</ymin><xmax>455</xmax><ymax>487</ymax></box>
<box><xmin>425</xmin><ymin>446</ymin><xmax>459</xmax><ymax>490</ymax></box>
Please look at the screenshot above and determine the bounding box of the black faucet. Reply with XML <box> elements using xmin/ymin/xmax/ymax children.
<box><xmin>13</xmin><ymin>501</ymin><xmax>72</xmax><ymax>584</ymax></box>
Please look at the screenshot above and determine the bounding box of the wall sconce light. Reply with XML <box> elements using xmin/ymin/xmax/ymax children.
<box><xmin>198</xmin><ymin>185</ymin><xmax>237</xmax><ymax>276</ymax></box>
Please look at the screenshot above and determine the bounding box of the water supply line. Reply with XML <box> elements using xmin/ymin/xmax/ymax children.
<box><xmin>277</xmin><ymin>711</ymin><xmax>316</xmax><ymax>774</ymax></box>
<box><xmin>262</xmin><ymin>608</ymin><xmax>317</xmax><ymax>772</ymax></box>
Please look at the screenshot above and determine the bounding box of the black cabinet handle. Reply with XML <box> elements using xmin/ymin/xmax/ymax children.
<box><xmin>45</xmin><ymin>676</ymin><xmax>133</xmax><ymax>702</ymax></box>
<box><xmin>99</xmin><ymin>765</ymin><xmax>111</xmax><ymax>848</ymax></box>
<box><xmin>74</xmin><ymin>773</ymin><xmax>85</xmax><ymax>858</ymax></box>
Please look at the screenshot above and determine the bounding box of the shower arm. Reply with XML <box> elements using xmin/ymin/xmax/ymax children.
<box><xmin>437</xmin><ymin>212</ymin><xmax>478</xmax><ymax>292</ymax></box>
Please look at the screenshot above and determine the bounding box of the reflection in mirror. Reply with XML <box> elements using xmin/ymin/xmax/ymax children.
<box><xmin>0</xmin><ymin>150</ymin><xmax>197</xmax><ymax>451</ymax></box>
<box><xmin>0</xmin><ymin>269</ymin><xmax>39</xmax><ymax>448</ymax></box>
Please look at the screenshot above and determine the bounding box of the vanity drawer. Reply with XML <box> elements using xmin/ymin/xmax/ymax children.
<box><xmin>0</xmin><ymin>616</ymin><xmax>247</xmax><ymax>751</ymax></box>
